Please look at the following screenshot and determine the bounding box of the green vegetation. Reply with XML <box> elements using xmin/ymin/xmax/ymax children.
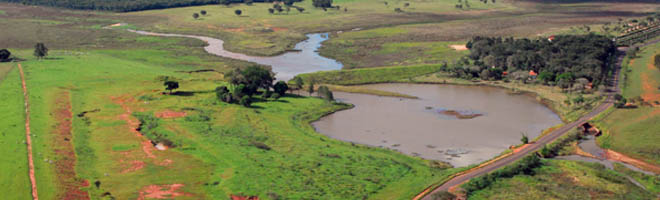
<box><xmin>595</xmin><ymin>40</ymin><xmax>660</xmax><ymax>165</ymax></box>
<box><xmin>3</xmin><ymin>45</ymin><xmax>457</xmax><ymax>199</ymax></box>
<box><xmin>295</xmin><ymin>64</ymin><xmax>445</xmax><ymax>85</ymax></box>
<box><xmin>465</xmin><ymin>35</ymin><xmax>616</xmax><ymax>88</ymax></box>
<box><xmin>467</xmin><ymin>160</ymin><xmax>656</xmax><ymax>200</ymax></box>
<box><xmin>0</xmin><ymin>63</ymin><xmax>32</xmax><ymax>200</ymax></box>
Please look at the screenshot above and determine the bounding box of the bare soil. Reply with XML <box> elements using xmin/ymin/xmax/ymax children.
<box><xmin>52</xmin><ymin>91</ymin><xmax>90</xmax><ymax>200</ymax></box>
<box><xmin>137</xmin><ymin>184</ymin><xmax>190</xmax><ymax>200</ymax></box>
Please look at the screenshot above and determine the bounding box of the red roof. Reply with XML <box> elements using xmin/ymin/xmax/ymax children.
<box><xmin>529</xmin><ymin>70</ymin><xmax>538</xmax><ymax>76</ymax></box>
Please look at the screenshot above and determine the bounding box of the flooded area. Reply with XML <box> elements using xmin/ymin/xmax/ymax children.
<box><xmin>312</xmin><ymin>83</ymin><xmax>562</xmax><ymax>167</ymax></box>
<box><xmin>128</xmin><ymin>30</ymin><xmax>342</xmax><ymax>81</ymax></box>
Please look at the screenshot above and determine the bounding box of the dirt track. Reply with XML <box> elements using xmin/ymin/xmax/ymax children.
<box><xmin>18</xmin><ymin>63</ymin><xmax>38</xmax><ymax>200</ymax></box>
<box><xmin>417</xmin><ymin>39</ymin><xmax>647</xmax><ymax>199</ymax></box>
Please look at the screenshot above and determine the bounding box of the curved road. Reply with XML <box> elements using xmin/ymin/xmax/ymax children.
<box><xmin>420</xmin><ymin>42</ymin><xmax>640</xmax><ymax>199</ymax></box>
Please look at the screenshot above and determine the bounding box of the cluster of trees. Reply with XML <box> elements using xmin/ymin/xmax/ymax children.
<box><xmin>1</xmin><ymin>0</ymin><xmax>300</xmax><ymax>12</ymax></box>
<box><xmin>0</xmin><ymin>49</ymin><xmax>11</xmax><ymax>62</ymax></box>
<box><xmin>269</xmin><ymin>3</ymin><xmax>304</xmax><ymax>15</ymax></box>
<box><xmin>312</xmin><ymin>0</ymin><xmax>332</xmax><ymax>8</ymax></box>
<box><xmin>462</xmin><ymin>154</ymin><xmax>542</xmax><ymax>195</ymax></box>
<box><xmin>460</xmin><ymin>34</ymin><xmax>616</xmax><ymax>90</ymax></box>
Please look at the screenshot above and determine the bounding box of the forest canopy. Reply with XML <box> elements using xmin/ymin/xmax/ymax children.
<box><xmin>461</xmin><ymin>34</ymin><xmax>616</xmax><ymax>88</ymax></box>
<box><xmin>1</xmin><ymin>0</ymin><xmax>301</xmax><ymax>12</ymax></box>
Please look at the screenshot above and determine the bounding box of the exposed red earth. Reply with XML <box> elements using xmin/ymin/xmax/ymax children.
<box><xmin>18</xmin><ymin>64</ymin><xmax>38</xmax><ymax>200</ymax></box>
<box><xmin>52</xmin><ymin>91</ymin><xmax>90</xmax><ymax>199</ymax></box>
<box><xmin>155</xmin><ymin>110</ymin><xmax>187</xmax><ymax>119</ymax></box>
<box><xmin>137</xmin><ymin>184</ymin><xmax>191</xmax><ymax>200</ymax></box>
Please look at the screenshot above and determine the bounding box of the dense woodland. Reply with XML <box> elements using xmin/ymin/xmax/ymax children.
<box><xmin>1</xmin><ymin>0</ymin><xmax>302</xmax><ymax>12</ymax></box>
<box><xmin>456</xmin><ymin>34</ymin><xmax>616</xmax><ymax>89</ymax></box>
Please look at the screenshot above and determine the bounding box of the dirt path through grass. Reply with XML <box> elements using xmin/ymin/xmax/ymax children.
<box><xmin>18</xmin><ymin>63</ymin><xmax>38</xmax><ymax>200</ymax></box>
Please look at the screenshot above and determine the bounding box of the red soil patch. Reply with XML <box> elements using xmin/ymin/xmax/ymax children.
<box><xmin>231</xmin><ymin>195</ymin><xmax>260</xmax><ymax>200</ymax></box>
<box><xmin>641</xmin><ymin>70</ymin><xmax>660</xmax><ymax>104</ymax></box>
<box><xmin>138</xmin><ymin>184</ymin><xmax>190</xmax><ymax>200</ymax></box>
<box><xmin>155</xmin><ymin>110</ymin><xmax>187</xmax><ymax>119</ymax></box>
<box><xmin>52</xmin><ymin>91</ymin><xmax>90</xmax><ymax>200</ymax></box>
<box><xmin>605</xmin><ymin>149</ymin><xmax>660</xmax><ymax>174</ymax></box>
<box><xmin>512</xmin><ymin>143</ymin><xmax>532</xmax><ymax>154</ymax></box>
<box><xmin>19</xmin><ymin>64</ymin><xmax>39</xmax><ymax>200</ymax></box>
<box><xmin>271</xmin><ymin>27</ymin><xmax>288</xmax><ymax>32</ymax></box>
<box><xmin>112</xmin><ymin>95</ymin><xmax>173</xmax><ymax>173</ymax></box>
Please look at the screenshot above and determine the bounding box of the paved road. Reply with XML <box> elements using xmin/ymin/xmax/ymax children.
<box><xmin>420</xmin><ymin>42</ymin><xmax>637</xmax><ymax>199</ymax></box>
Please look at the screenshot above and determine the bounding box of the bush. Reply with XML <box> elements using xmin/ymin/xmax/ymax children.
<box><xmin>273</xmin><ymin>81</ymin><xmax>288</xmax><ymax>96</ymax></box>
<box><xmin>0</xmin><ymin>49</ymin><xmax>10</xmax><ymax>62</ymax></box>
<box><xmin>463</xmin><ymin>154</ymin><xmax>542</xmax><ymax>195</ymax></box>
<box><xmin>239</xmin><ymin>95</ymin><xmax>252</xmax><ymax>107</ymax></box>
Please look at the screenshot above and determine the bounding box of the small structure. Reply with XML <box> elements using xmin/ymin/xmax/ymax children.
<box><xmin>529</xmin><ymin>70</ymin><xmax>538</xmax><ymax>79</ymax></box>
<box><xmin>579</xmin><ymin>123</ymin><xmax>601</xmax><ymax>136</ymax></box>
<box><xmin>548</xmin><ymin>35</ymin><xmax>556</xmax><ymax>42</ymax></box>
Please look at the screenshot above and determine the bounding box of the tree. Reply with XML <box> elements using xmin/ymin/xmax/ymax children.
<box><xmin>394</xmin><ymin>8</ymin><xmax>403</xmax><ymax>12</ymax></box>
<box><xmin>293</xmin><ymin>77</ymin><xmax>304</xmax><ymax>91</ymax></box>
<box><xmin>226</xmin><ymin>66</ymin><xmax>274</xmax><ymax>96</ymax></box>
<box><xmin>537</xmin><ymin>71</ymin><xmax>554</xmax><ymax>84</ymax></box>
<box><xmin>404</xmin><ymin>2</ymin><xmax>410</xmax><ymax>7</ymax></box>
<box><xmin>431</xmin><ymin>191</ymin><xmax>456</xmax><ymax>200</ymax></box>
<box><xmin>268</xmin><ymin>8</ymin><xmax>275</xmax><ymax>14</ymax></box>
<box><xmin>193</xmin><ymin>13</ymin><xmax>199</xmax><ymax>19</ymax></box>
<box><xmin>216</xmin><ymin>86</ymin><xmax>232</xmax><ymax>103</ymax></box>
<box><xmin>200</xmin><ymin>10</ymin><xmax>207</xmax><ymax>15</ymax></box>
<box><xmin>318</xmin><ymin>86</ymin><xmax>334</xmax><ymax>101</ymax></box>
<box><xmin>307</xmin><ymin>82</ymin><xmax>315</xmax><ymax>96</ymax></box>
<box><xmin>273</xmin><ymin>81</ymin><xmax>288</xmax><ymax>96</ymax></box>
<box><xmin>312</xmin><ymin>0</ymin><xmax>332</xmax><ymax>8</ymax></box>
<box><xmin>520</xmin><ymin>133</ymin><xmax>529</xmax><ymax>144</ymax></box>
<box><xmin>33</xmin><ymin>43</ymin><xmax>48</xmax><ymax>59</ymax></box>
<box><xmin>296</xmin><ymin>7</ymin><xmax>305</xmax><ymax>13</ymax></box>
<box><xmin>164</xmin><ymin>81</ymin><xmax>179</xmax><ymax>94</ymax></box>
<box><xmin>573</xmin><ymin>95</ymin><xmax>585</xmax><ymax>105</ymax></box>
<box><xmin>0</xmin><ymin>49</ymin><xmax>10</xmax><ymax>62</ymax></box>
<box><xmin>245</xmin><ymin>0</ymin><xmax>253</xmax><ymax>5</ymax></box>
<box><xmin>235</xmin><ymin>9</ymin><xmax>242</xmax><ymax>16</ymax></box>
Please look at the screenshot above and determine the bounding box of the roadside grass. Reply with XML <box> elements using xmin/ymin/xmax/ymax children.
<box><xmin>468</xmin><ymin>159</ymin><xmax>656</xmax><ymax>200</ymax></box>
<box><xmin>12</xmin><ymin>48</ymin><xmax>457</xmax><ymax>199</ymax></box>
<box><xmin>0</xmin><ymin>63</ymin><xmax>32</xmax><ymax>200</ymax></box>
<box><xmin>125</xmin><ymin>0</ymin><xmax>510</xmax><ymax>56</ymax></box>
<box><xmin>595</xmin><ymin>41</ymin><xmax>660</xmax><ymax>166</ymax></box>
<box><xmin>612</xmin><ymin>163</ymin><xmax>660</xmax><ymax>194</ymax></box>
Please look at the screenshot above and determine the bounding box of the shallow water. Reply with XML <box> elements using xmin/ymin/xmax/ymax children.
<box><xmin>129</xmin><ymin>30</ymin><xmax>342</xmax><ymax>81</ymax></box>
<box><xmin>312</xmin><ymin>83</ymin><xmax>562</xmax><ymax>167</ymax></box>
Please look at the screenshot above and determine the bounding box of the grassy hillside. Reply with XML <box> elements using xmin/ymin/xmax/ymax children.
<box><xmin>2</xmin><ymin>45</ymin><xmax>460</xmax><ymax>199</ymax></box>
<box><xmin>468</xmin><ymin>159</ymin><xmax>656</xmax><ymax>200</ymax></box>
<box><xmin>595</xmin><ymin>40</ymin><xmax>660</xmax><ymax>166</ymax></box>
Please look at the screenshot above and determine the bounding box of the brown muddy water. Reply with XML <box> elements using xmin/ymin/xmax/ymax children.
<box><xmin>128</xmin><ymin>30</ymin><xmax>342</xmax><ymax>81</ymax></box>
<box><xmin>312</xmin><ymin>83</ymin><xmax>562</xmax><ymax>167</ymax></box>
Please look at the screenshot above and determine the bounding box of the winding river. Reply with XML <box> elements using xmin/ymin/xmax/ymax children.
<box><xmin>129</xmin><ymin>29</ymin><xmax>562</xmax><ymax>167</ymax></box>
<box><xmin>129</xmin><ymin>30</ymin><xmax>342</xmax><ymax>81</ymax></box>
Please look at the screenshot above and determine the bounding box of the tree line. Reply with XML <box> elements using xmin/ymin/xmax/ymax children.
<box><xmin>1</xmin><ymin>0</ymin><xmax>300</xmax><ymax>12</ymax></box>
<box><xmin>456</xmin><ymin>34</ymin><xmax>616</xmax><ymax>90</ymax></box>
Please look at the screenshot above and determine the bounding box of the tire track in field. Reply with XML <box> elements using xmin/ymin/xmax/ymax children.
<box><xmin>18</xmin><ymin>63</ymin><xmax>38</xmax><ymax>200</ymax></box>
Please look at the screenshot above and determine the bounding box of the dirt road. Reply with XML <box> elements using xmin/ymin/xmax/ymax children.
<box><xmin>19</xmin><ymin>63</ymin><xmax>39</xmax><ymax>200</ymax></box>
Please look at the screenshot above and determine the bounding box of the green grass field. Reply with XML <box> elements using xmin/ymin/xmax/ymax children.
<box><xmin>2</xmin><ymin>44</ymin><xmax>461</xmax><ymax>199</ymax></box>
<box><xmin>0</xmin><ymin>63</ymin><xmax>32</xmax><ymax>200</ymax></box>
<box><xmin>468</xmin><ymin>159</ymin><xmax>656</xmax><ymax>200</ymax></box>
<box><xmin>595</xmin><ymin>41</ymin><xmax>660</xmax><ymax>166</ymax></box>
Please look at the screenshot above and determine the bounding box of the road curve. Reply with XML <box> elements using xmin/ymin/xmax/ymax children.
<box><xmin>19</xmin><ymin>64</ymin><xmax>39</xmax><ymax>200</ymax></box>
<box><xmin>419</xmin><ymin>42</ymin><xmax>638</xmax><ymax>200</ymax></box>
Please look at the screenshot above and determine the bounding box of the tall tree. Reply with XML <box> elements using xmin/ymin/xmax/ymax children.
<box><xmin>235</xmin><ymin>9</ymin><xmax>242</xmax><ymax>16</ymax></box>
<box><xmin>193</xmin><ymin>13</ymin><xmax>199</xmax><ymax>19</ymax></box>
<box><xmin>226</xmin><ymin>66</ymin><xmax>274</xmax><ymax>96</ymax></box>
<box><xmin>164</xmin><ymin>81</ymin><xmax>179</xmax><ymax>94</ymax></box>
<box><xmin>307</xmin><ymin>82</ymin><xmax>315</xmax><ymax>96</ymax></box>
<box><xmin>33</xmin><ymin>43</ymin><xmax>48</xmax><ymax>59</ymax></box>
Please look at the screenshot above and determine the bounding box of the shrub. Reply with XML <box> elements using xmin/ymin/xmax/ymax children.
<box><xmin>273</xmin><ymin>81</ymin><xmax>288</xmax><ymax>96</ymax></box>
<box><xmin>239</xmin><ymin>95</ymin><xmax>252</xmax><ymax>107</ymax></box>
<box><xmin>0</xmin><ymin>49</ymin><xmax>10</xmax><ymax>62</ymax></box>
